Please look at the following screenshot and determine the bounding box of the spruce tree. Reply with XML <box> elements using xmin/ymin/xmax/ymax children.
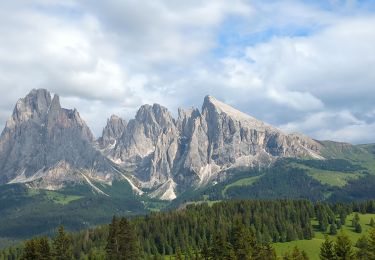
<box><xmin>118</xmin><ymin>217</ymin><xmax>141</xmax><ymax>260</ymax></box>
<box><xmin>329</xmin><ymin>224</ymin><xmax>337</xmax><ymax>235</ymax></box>
<box><xmin>52</xmin><ymin>226</ymin><xmax>72</xmax><ymax>260</ymax></box>
<box><xmin>210</xmin><ymin>231</ymin><xmax>235</xmax><ymax>260</ymax></box>
<box><xmin>355</xmin><ymin>223</ymin><xmax>362</xmax><ymax>233</ymax></box>
<box><xmin>21</xmin><ymin>239</ymin><xmax>40</xmax><ymax>260</ymax></box>
<box><xmin>340</xmin><ymin>212</ymin><xmax>346</xmax><ymax>226</ymax></box>
<box><xmin>355</xmin><ymin>235</ymin><xmax>370</xmax><ymax>260</ymax></box>
<box><xmin>334</xmin><ymin>231</ymin><xmax>354</xmax><ymax>260</ymax></box>
<box><xmin>319</xmin><ymin>236</ymin><xmax>335</xmax><ymax>260</ymax></box>
<box><xmin>200</xmin><ymin>242</ymin><xmax>210</xmax><ymax>260</ymax></box>
<box><xmin>38</xmin><ymin>237</ymin><xmax>51</xmax><ymax>260</ymax></box>
<box><xmin>368</xmin><ymin>228</ymin><xmax>375</xmax><ymax>259</ymax></box>
<box><xmin>352</xmin><ymin>213</ymin><xmax>360</xmax><ymax>227</ymax></box>
<box><xmin>106</xmin><ymin>216</ymin><xmax>119</xmax><ymax>259</ymax></box>
<box><xmin>231</xmin><ymin>219</ymin><xmax>255</xmax><ymax>260</ymax></box>
<box><xmin>283</xmin><ymin>246</ymin><xmax>308</xmax><ymax>260</ymax></box>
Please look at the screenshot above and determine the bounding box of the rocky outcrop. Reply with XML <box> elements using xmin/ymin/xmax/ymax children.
<box><xmin>0</xmin><ymin>89</ymin><xmax>116</xmax><ymax>192</ymax></box>
<box><xmin>97</xmin><ymin>115</ymin><xmax>127</xmax><ymax>150</ymax></box>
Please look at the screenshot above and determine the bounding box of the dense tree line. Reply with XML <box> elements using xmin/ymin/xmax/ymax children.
<box><xmin>3</xmin><ymin>199</ymin><xmax>375</xmax><ymax>259</ymax></box>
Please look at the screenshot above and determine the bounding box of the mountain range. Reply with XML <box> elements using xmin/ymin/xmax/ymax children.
<box><xmin>1</xmin><ymin>89</ymin><xmax>323</xmax><ymax>200</ymax></box>
<box><xmin>1</xmin><ymin>89</ymin><xmax>375</xmax><ymax>245</ymax></box>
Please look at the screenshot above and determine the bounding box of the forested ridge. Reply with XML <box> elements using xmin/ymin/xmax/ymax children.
<box><xmin>2</xmin><ymin>199</ymin><xmax>375</xmax><ymax>259</ymax></box>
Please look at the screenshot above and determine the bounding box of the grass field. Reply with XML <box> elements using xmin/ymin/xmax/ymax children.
<box><xmin>222</xmin><ymin>175</ymin><xmax>262</xmax><ymax>195</ymax></box>
<box><xmin>274</xmin><ymin>213</ymin><xmax>375</xmax><ymax>259</ymax></box>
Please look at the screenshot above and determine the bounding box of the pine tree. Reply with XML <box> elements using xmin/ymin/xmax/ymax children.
<box><xmin>117</xmin><ymin>218</ymin><xmax>141</xmax><ymax>260</ymax></box>
<box><xmin>106</xmin><ymin>216</ymin><xmax>119</xmax><ymax>259</ymax></box>
<box><xmin>210</xmin><ymin>231</ymin><xmax>235</xmax><ymax>260</ymax></box>
<box><xmin>200</xmin><ymin>242</ymin><xmax>210</xmax><ymax>260</ymax></box>
<box><xmin>334</xmin><ymin>231</ymin><xmax>354</xmax><ymax>260</ymax></box>
<box><xmin>355</xmin><ymin>235</ymin><xmax>370</xmax><ymax>260</ymax></box>
<box><xmin>21</xmin><ymin>239</ymin><xmax>40</xmax><ymax>260</ymax></box>
<box><xmin>319</xmin><ymin>236</ymin><xmax>335</xmax><ymax>260</ymax></box>
<box><xmin>52</xmin><ymin>226</ymin><xmax>72</xmax><ymax>260</ymax></box>
<box><xmin>175</xmin><ymin>247</ymin><xmax>183</xmax><ymax>260</ymax></box>
<box><xmin>319</xmin><ymin>216</ymin><xmax>328</xmax><ymax>232</ymax></box>
<box><xmin>368</xmin><ymin>228</ymin><xmax>375</xmax><ymax>259</ymax></box>
<box><xmin>355</xmin><ymin>223</ymin><xmax>362</xmax><ymax>233</ymax></box>
<box><xmin>283</xmin><ymin>246</ymin><xmax>308</xmax><ymax>260</ymax></box>
<box><xmin>329</xmin><ymin>224</ymin><xmax>337</xmax><ymax>235</ymax></box>
<box><xmin>352</xmin><ymin>213</ymin><xmax>360</xmax><ymax>227</ymax></box>
<box><xmin>231</xmin><ymin>219</ymin><xmax>255</xmax><ymax>260</ymax></box>
<box><xmin>257</xmin><ymin>243</ymin><xmax>277</xmax><ymax>260</ymax></box>
<box><xmin>38</xmin><ymin>237</ymin><xmax>51</xmax><ymax>260</ymax></box>
<box><xmin>340</xmin><ymin>212</ymin><xmax>346</xmax><ymax>226</ymax></box>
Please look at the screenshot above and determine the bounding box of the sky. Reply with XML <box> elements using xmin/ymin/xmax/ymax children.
<box><xmin>0</xmin><ymin>0</ymin><xmax>375</xmax><ymax>144</ymax></box>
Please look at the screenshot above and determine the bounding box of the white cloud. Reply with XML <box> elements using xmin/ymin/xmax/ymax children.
<box><xmin>0</xmin><ymin>0</ymin><xmax>374</xmax><ymax>144</ymax></box>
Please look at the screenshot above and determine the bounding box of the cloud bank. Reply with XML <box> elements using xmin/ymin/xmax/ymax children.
<box><xmin>0</xmin><ymin>0</ymin><xmax>375</xmax><ymax>144</ymax></box>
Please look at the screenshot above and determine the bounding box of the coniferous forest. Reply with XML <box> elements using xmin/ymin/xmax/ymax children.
<box><xmin>2</xmin><ymin>199</ymin><xmax>375</xmax><ymax>259</ymax></box>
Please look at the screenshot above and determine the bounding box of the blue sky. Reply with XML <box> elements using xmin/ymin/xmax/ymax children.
<box><xmin>0</xmin><ymin>0</ymin><xmax>375</xmax><ymax>144</ymax></box>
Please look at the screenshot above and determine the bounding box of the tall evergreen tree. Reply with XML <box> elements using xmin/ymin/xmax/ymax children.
<box><xmin>355</xmin><ymin>235</ymin><xmax>370</xmax><ymax>260</ymax></box>
<box><xmin>106</xmin><ymin>216</ymin><xmax>119</xmax><ymax>259</ymax></box>
<box><xmin>319</xmin><ymin>236</ymin><xmax>335</xmax><ymax>260</ymax></box>
<box><xmin>52</xmin><ymin>226</ymin><xmax>72</xmax><ymax>260</ymax></box>
<box><xmin>118</xmin><ymin>217</ymin><xmax>141</xmax><ymax>260</ymax></box>
<box><xmin>355</xmin><ymin>223</ymin><xmax>362</xmax><ymax>233</ymax></box>
<box><xmin>231</xmin><ymin>219</ymin><xmax>256</xmax><ymax>260</ymax></box>
<box><xmin>210</xmin><ymin>231</ymin><xmax>235</xmax><ymax>260</ymax></box>
<box><xmin>38</xmin><ymin>237</ymin><xmax>51</xmax><ymax>260</ymax></box>
<box><xmin>21</xmin><ymin>239</ymin><xmax>40</xmax><ymax>260</ymax></box>
<box><xmin>334</xmin><ymin>231</ymin><xmax>353</xmax><ymax>260</ymax></box>
<box><xmin>283</xmin><ymin>246</ymin><xmax>308</xmax><ymax>260</ymax></box>
<box><xmin>352</xmin><ymin>213</ymin><xmax>360</xmax><ymax>228</ymax></box>
<box><xmin>329</xmin><ymin>224</ymin><xmax>337</xmax><ymax>235</ymax></box>
<box><xmin>367</xmin><ymin>228</ymin><xmax>375</xmax><ymax>259</ymax></box>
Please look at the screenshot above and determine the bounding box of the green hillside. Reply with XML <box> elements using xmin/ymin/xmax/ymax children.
<box><xmin>275</xmin><ymin>212</ymin><xmax>375</xmax><ymax>259</ymax></box>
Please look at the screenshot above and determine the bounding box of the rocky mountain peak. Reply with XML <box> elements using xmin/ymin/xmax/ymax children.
<box><xmin>135</xmin><ymin>103</ymin><xmax>175</xmax><ymax>127</ymax></box>
<box><xmin>0</xmin><ymin>89</ymin><xmax>112</xmax><ymax>188</ymax></box>
<box><xmin>202</xmin><ymin>95</ymin><xmax>269</xmax><ymax>131</ymax></box>
<box><xmin>98</xmin><ymin>114</ymin><xmax>127</xmax><ymax>149</ymax></box>
<box><xmin>6</xmin><ymin>88</ymin><xmax>52</xmax><ymax>128</ymax></box>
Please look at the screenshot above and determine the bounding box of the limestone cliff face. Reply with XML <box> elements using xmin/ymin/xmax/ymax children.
<box><xmin>100</xmin><ymin>95</ymin><xmax>323</xmax><ymax>199</ymax></box>
<box><xmin>0</xmin><ymin>89</ymin><xmax>323</xmax><ymax>200</ymax></box>
<box><xmin>0</xmin><ymin>89</ymin><xmax>116</xmax><ymax>191</ymax></box>
<box><xmin>97</xmin><ymin>115</ymin><xmax>127</xmax><ymax>150</ymax></box>
<box><xmin>105</xmin><ymin>104</ymin><xmax>179</xmax><ymax>188</ymax></box>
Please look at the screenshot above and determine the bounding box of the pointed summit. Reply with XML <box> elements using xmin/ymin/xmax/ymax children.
<box><xmin>98</xmin><ymin>114</ymin><xmax>127</xmax><ymax>149</ymax></box>
<box><xmin>202</xmin><ymin>95</ymin><xmax>268</xmax><ymax>131</ymax></box>
<box><xmin>0</xmin><ymin>89</ymin><xmax>113</xmax><ymax>188</ymax></box>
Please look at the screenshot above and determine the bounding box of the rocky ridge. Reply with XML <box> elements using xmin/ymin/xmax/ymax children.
<box><xmin>99</xmin><ymin>95</ymin><xmax>323</xmax><ymax>199</ymax></box>
<box><xmin>0</xmin><ymin>89</ymin><xmax>324</xmax><ymax>200</ymax></box>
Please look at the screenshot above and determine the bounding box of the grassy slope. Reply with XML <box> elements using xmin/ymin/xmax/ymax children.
<box><xmin>288</xmin><ymin>162</ymin><xmax>363</xmax><ymax>187</ymax></box>
<box><xmin>274</xmin><ymin>212</ymin><xmax>375</xmax><ymax>260</ymax></box>
<box><xmin>0</xmin><ymin>180</ymin><xmax>150</xmax><ymax>248</ymax></box>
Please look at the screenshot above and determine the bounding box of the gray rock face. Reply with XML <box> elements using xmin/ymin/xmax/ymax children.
<box><xmin>0</xmin><ymin>89</ymin><xmax>116</xmax><ymax>191</ymax></box>
<box><xmin>98</xmin><ymin>115</ymin><xmax>127</xmax><ymax>150</ymax></box>
<box><xmin>0</xmin><ymin>89</ymin><xmax>323</xmax><ymax>200</ymax></box>
<box><xmin>106</xmin><ymin>104</ymin><xmax>179</xmax><ymax>189</ymax></box>
<box><xmin>101</xmin><ymin>95</ymin><xmax>323</xmax><ymax>199</ymax></box>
